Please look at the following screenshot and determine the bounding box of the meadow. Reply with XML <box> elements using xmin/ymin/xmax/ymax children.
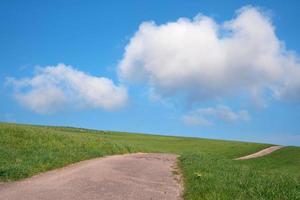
<box><xmin>0</xmin><ymin>122</ymin><xmax>299</xmax><ymax>199</ymax></box>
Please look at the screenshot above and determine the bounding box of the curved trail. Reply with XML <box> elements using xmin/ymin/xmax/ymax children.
<box><xmin>235</xmin><ymin>146</ymin><xmax>283</xmax><ymax>160</ymax></box>
<box><xmin>0</xmin><ymin>153</ymin><xmax>182</xmax><ymax>200</ymax></box>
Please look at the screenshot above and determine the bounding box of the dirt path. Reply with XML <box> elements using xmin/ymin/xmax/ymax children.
<box><xmin>235</xmin><ymin>146</ymin><xmax>283</xmax><ymax>160</ymax></box>
<box><xmin>0</xmin><ymin>153</ymin><xmax>182</xmax><ymax>200</ymax></box>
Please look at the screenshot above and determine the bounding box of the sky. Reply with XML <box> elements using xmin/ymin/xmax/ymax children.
<box><xmin>1</xmin><ymin>0</ymin><xmax>300</xmax><ymax>146</ymax></box>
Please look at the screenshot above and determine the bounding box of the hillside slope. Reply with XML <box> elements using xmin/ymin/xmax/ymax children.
<box><xmin>0</xmin><ymin>123</ymin><xmax>299</xmax><ymax>199</ymax></box>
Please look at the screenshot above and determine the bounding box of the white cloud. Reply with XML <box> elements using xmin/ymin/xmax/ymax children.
<box><xmin>118</xmin><ymin>6</ymin><xmax>300</xmax><ymax>104</ymax></box>
<box><xmin>7</xmin><ymin>64</ymin><xmax>128</xmax><ymax>114</ymax></box>
<box><xmin>182</xmin><ymin>114</ymin><xmax>212</xmax><ymax>126</ymax></box>
<box><xmin>183</xmin><ymin>105</ymin><xmax>250</xmax><ymax>126</ymax></box>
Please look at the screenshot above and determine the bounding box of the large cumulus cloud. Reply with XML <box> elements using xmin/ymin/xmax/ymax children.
<box><xmin>118</xmin><ymin>6</ymin><xmax>300</xmax><ymax>104</ymax></box>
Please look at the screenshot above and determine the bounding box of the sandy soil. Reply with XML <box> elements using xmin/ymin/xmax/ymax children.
<box><xmin>235</xmin><ymin>146</ymin><xmax>283</xmax><ymax>160</ymax></box>
<box><xmin>0</xmin><ymin>153</ymin><xmax>182</xmax><ymax>200</ymax></box>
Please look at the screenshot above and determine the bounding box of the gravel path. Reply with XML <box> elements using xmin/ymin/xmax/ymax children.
<box><xmin>235</xmin><ymin>146</ymin><xmax>283</xmax><ymax>160</ymax></box>
<box><xmin>0</xmin><ymin>153</ymin><xmax>182</xmax><ymax>200</ymax></box>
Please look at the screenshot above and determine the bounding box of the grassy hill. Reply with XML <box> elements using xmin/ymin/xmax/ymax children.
<box><xmin>0</xmin><ymin>122</ymin><xmax>299</xmax><ymax>199</ymax></box>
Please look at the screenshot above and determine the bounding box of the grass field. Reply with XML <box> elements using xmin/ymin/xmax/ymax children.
<box><xmin>0</xmin><ymin>122</ymin><xmax>299</xmax><ymax>199</ymax></box>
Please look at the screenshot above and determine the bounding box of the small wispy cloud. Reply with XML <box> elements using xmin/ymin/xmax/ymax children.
<box><xmin>183</xmin><ymin>105</ymin><xmax>250</xmax><ymax>126</ymax></box>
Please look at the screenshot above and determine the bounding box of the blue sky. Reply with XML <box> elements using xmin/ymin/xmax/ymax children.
<box><xmin>1</xmin><ymin>0</ymin><xmax>300</xmax><ymax>146</ymax></box>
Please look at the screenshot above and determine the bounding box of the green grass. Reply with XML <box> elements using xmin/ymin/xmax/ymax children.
<box><xmin>0</xmin><ymin>122</ymin><xmax>299</xmax><ymax>199</ymax></box>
